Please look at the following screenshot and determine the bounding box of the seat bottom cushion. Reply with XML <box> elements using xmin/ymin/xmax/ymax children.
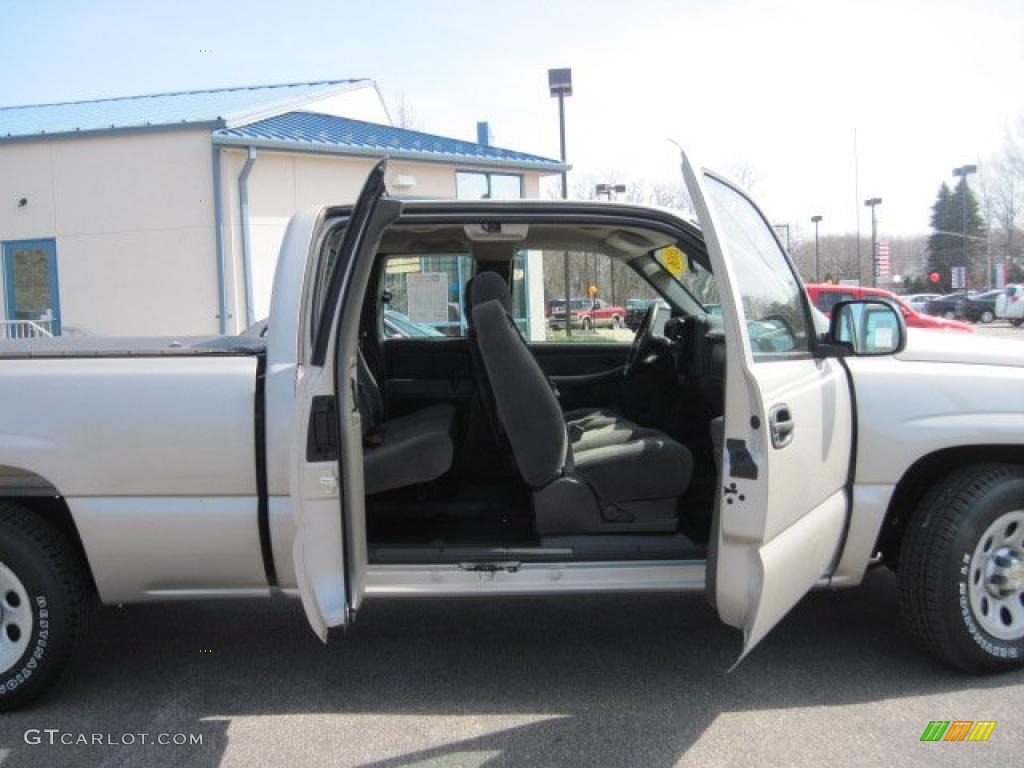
<box><xmin>565</xmin><ymin>407</ymin><xmax>658</xmax><ymax>450</ymax></box>
<box><xmin>574</xmin><ymin>435</ymin><xmax>693</xmax><ymax>504</ymax></box>
<box><xmin>364</xmin><ymin>404</ymin><xmax>455</xmax><ymax>495</ymax></box>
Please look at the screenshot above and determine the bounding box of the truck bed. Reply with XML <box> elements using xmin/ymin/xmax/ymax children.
<box><xmin>0</xmin><ymin>334</ymin><xmax>265</xmax><ymax>358</ymax></box>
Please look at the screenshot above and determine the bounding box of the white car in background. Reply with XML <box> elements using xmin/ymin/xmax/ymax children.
<box><xmin>995</xmin><ymin>284</ymin><xmax>1024</xmax><ymax>327</ymax></box>
<box><xmin>902</xmin><ymin>292</ymin><xmax>943</xmax><ymax>312</ymax></box>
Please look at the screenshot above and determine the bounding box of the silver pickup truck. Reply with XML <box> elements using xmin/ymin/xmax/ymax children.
<box><xmin>1</xmin><ymin>158</ymin><xmax>1022</xmax><ymax>710</ymax></box>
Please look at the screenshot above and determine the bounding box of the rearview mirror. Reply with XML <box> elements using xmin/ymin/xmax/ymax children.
<box><xmin>828</xmin><ymin>299</ymin><xmax>906</xmax><ymax>356</ymax></box>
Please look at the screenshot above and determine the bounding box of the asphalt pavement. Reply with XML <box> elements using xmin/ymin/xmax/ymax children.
<box><xmin>1</xmin><ymin>569</ymin><xmax>1021</xmax><ymax>768</ymax></box>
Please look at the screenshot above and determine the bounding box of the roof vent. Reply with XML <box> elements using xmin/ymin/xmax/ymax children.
<box><xmin>476</xmin><ymin>121</ymin><xmax>492</xmax><ymax>146</ymax></box>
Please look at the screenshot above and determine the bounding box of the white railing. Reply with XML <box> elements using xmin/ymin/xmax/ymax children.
<box><xmin>0</xmin><ymin>320</ymin><xmax>55</xmax><ymax>339</ymax></box>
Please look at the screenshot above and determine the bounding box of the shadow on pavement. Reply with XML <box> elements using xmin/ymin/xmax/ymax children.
<box><xmin>1</xmin><ymin>569</ymin><xmax>1020</xmax><ymax>767</ymax></box>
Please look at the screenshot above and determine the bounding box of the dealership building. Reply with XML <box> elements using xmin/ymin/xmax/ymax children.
<box><xmin>0</xmin><ymin>79</ymin><xmax>564</xmax><ymax>337</ymax></box>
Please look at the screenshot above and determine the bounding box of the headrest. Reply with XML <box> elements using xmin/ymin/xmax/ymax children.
<box><xmin>465</xmin><ymin>271</ymin><xmax>513</xmax><ymax>324</ymax></box>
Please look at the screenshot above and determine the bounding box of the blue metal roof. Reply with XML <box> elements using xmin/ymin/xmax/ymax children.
<box><xmin>0</xmin><ymin>80</ymin><xmax>367</xmax><ymax>140</ymax></box>
<box><xmin>213</xmin><ymin>111</ymin><xmax>565</xmax><ymax>171</ymax></box>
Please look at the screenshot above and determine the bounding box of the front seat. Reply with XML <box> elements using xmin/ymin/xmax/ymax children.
<box><xmin>464</xmin><ymin>272</ymin><xmax>656</xmax><ymax>452</ymax></box>
<box><xmin>357</xmin><ymin>350</ymin><xmax>455</xmax><ymax>495</ymax></box>
<box><xmin>471</xmin><ymin>297</ymin><xmax>693</xmax><ymax>535</ymax></box>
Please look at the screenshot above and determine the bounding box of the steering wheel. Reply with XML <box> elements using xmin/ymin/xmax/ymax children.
<box><xmin>624</xmin><ymin>303</ymin><xmax>661</xmax><ymax>378</ymax></box>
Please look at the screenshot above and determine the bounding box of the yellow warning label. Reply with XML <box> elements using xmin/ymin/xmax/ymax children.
<box><xmin>658</xmin><ymin>245</ymin><xmax>687</xmax><ymax>276</ymax></box>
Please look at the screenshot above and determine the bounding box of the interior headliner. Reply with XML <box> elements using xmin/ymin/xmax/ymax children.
<box><xmin>377</xmin><ymin>222</ymin><xmax>683</xmax><ymax>261</ymax></box>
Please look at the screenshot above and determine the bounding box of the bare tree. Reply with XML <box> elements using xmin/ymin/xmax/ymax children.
<box><xmin>389</xmin><ymin>92</ymin><xmax>420</xmax><ymax>131</ymax></box>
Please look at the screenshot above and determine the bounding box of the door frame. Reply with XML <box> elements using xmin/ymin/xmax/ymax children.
<box><xmin>3</xmin><ymin>238</ymin><xmax>62</xmax><ymax>336</ymax></box>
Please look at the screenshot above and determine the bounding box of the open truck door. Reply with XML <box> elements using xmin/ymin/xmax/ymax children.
<box><xmin>291</xmin><ymin>161</ymin><xmax>401</xmax><ymax>640</ymax></box>
<box><xmin>679</xmin><ymin>151</ymin><xmax>853</xmax><ymax>660</ymax></box>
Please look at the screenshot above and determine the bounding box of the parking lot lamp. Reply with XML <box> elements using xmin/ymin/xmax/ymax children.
<box><xmin>595</xmin><ymin>184</ymin><xmax>627</xmax><ymax>303</ymax></box>
<box><xmin>550</xmin><ymin>68</ymin><xmax>573</xmax><ymax>335</ymax></box>
<box><xmin>864</xmin><ymin>198</ymin><xmax>882</xmax><ymax>288</ymax></box>
<box><xmin>811</xmin><ymin>215</ymin><xmax>823</xmax><ymax>282</ymax></box>
<box><xmin>952</xmin><ymin>164</ymin><xmax>978</xmax><ymax>290</ymax></box>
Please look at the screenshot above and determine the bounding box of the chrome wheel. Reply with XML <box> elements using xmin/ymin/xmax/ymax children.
<box><xmin>968</xmin><ymin>510</ymin><xmax>1024</xmax><ymax>641</ymax></box>
<box><xmin>0</xmin><ymin>561</ymin><xmax>32</xmax><ymax>674</ymax></box>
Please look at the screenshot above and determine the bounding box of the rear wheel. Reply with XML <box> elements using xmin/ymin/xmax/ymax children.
<box><xmin>980</xmin><ymin>309</ymin><xmax>995</xmax><ymax>324</ymax></box>
<box><xmin>1011</xmin><ymin>318</ymin><xmax>1023</xmax><ymax>328</ymax></box>
<box><xmin>943</xmin><ymin>310</ymin><xmax>956</xmax><ymax>320</ymax></box>
<box><xmin>899</xmin><ymin>465</ymin><xmax>1024</xmax><ymax>672</ymax></box>
<box><xmin>0</xmin><ymin>502</ymin><xmax>89</xmax><ymax>710</ymax></box>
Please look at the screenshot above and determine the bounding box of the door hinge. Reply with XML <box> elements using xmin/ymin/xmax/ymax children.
<box><xmin>306</xmin><ymin>395</ymin><xmax>339</xmax><ymax>461</ymax></box>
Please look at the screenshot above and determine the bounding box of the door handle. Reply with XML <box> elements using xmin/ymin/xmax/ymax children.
<box><xmin>769</xmin><ymin>404</ymin><xmax>794</xmax><ymax>449</ymax></box>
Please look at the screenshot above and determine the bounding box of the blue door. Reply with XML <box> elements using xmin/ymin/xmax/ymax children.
<box><xmin>3</xmin><ymin>239</ymin><xmax>61</xmax><ymax>336</ymax></box>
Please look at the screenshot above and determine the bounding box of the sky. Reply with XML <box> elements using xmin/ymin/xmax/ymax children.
<box><xmin>3</xmin><ymin>0</ymin><xmax>1022</xmax><ymax>242</ymax></box>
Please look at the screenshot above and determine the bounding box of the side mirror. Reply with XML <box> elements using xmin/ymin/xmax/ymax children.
<box><xmin>827</xmin><ymin>299</ymin><xmax>906</xmax><ymax>356</ymax></box>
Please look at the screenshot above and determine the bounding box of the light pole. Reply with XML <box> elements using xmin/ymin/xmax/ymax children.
<box><xmin>811</xmin><ymin>215</ymin><xmax>823</xmax><ymax>282</ymax></box>
<box><xmin>864</xmin><ymin>198</ymin><xmax>882</xmax><ymax>288</ymax></box>
<box><xmin>549</xmin><ymin>68</ymin><xmax>573</xmax><ymax>335</ymax></box>
<box><xmin>596</xmin><ymin>183</ymin><xmax>626</xmax><ymax>304</ymax></box>
<box><xmin>773</xmin><ymin>223</ymin><xmax>791</xmax><ymax>252</ymax></box>
<box><xmin>952</xmin><ymin>164</ymin><xmax>978</xmax><ymax>290</ymax></box>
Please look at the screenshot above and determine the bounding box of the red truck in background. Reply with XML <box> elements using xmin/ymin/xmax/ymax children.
<box><xmin>805</xmin><ymin>284</ymin><xmax>973</xmax><ymax>332</ymax></box>
<box><xmin>546</xmin><ymin>298</ymin><xmax>626</xmax><ymax>330</ymax></box>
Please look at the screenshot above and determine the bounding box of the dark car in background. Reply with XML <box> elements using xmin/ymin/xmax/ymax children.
<box><xmin>923</xmin><ymin>291</ymin><xmax>969</xmax><ymax>319</ymax></box>
<box><xmin>956</xmin><ymin>289</ymin><xmax>1003</xmax><ymax>323</ymax></box>
<box><xmin>624</xmin><ymin>298</ymin><xmax>668</xmax><ymax>330</ymax></box>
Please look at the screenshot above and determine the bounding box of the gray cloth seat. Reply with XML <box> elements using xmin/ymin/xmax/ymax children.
<box><xmin>357</xmin><ymin>350</ymin><xmax>455</xmax><ymax>495</ymax></box>
<box><xmin>471</xmin><ymin>296</ymin><xmax>693</xmax><ymax>535</ymax></box>
<box><xmin>564</xmin><ymin>407</ymin><xmax>661</xmax><ymax>450</ymax></box>
<box><xmin>464</xmin><ymin>272</ymin><xmax>646</xmax><ymax>452</ymax></box>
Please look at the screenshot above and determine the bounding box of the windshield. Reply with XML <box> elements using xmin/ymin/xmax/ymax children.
<box><xmin>653</xmin><ymin>245</ymin><xmax>720</xmax><ymax>312</ymax></box>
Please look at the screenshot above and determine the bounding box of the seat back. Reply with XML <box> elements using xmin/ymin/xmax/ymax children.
<box><xmin>464</xmin><ymin>272</ymin><xmax>515</xmax><ymax>449</ymax></box>
<box><xmin>471</xmin><ymin>298</ymin><xmax>568</xmax><ymax>488</ymax></box>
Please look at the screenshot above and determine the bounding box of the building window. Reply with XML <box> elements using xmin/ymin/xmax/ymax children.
<box><xmin>455</xmin><ymin>171</ymin><xmax>523</xmax><ymax>200</ymax></box>
<box><xmin>382</xmin><ymin>254</ymin><xmax>474</xmax><ymax>338</ymax></box>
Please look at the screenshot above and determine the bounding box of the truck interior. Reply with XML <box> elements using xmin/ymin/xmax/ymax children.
<box><xmin>350</xmin><ymin>218</ymin><xmax>728</xmax><ymax>565</ymax></box>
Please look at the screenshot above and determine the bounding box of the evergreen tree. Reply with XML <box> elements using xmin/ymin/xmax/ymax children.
<box><xmin>927</xmin><ymin>179</ymin><xmax>986</xmax><ymax>291</ymax></box>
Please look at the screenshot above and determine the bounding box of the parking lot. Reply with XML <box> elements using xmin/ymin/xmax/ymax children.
<box><xmin>1</xmin><ymin>568</ymin><xmax>1021</xmax><ymax>768</ymax></box>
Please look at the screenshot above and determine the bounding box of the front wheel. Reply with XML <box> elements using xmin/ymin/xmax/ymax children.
<box><xmin>899</xmin><ymin>465</ymin><xmax>1024</xmax><ymax>672</ymax></box>
<box><xmin>0</xmin><ymin>503</ymin><xmax>89</xmax><ymax>710</ymax></box>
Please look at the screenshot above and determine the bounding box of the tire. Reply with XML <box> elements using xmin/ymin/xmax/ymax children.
<box><xmin>0</xmin><ymin>502</ymin><xmax>89</xmax><ymax>710</ymax></box>
<box><xmin>899</xmin><ymin>464</ymin><xmax>1024</xmax><ymax>673</ymax></box>
<box><xmin>1011</xmin><ymin>318</ymin><xmax>1023</xmax><ymax>328</ymax></box>
<box><xmin>980</xmin><ymin>310</ymin><xmax>995</xmax><ymax>324</ymax></box>
<box><xmin>943</xmin><ymin>310</ymin><xmax>956</xmax><ymax>320</ymax></box>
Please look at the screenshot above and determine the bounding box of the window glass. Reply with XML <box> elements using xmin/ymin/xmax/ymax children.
<box><xmin>309</xmin><ymin>225</ymin><xmax>347</xmax><ymax>345</ymax></box>
<box><xmin>814</xmin><ymin>290</ymin><xmax>856</xmax><ymax>313</ymax></box>
<box><xmin>456</xmin><ymin>171</ymin><xmax>523</xmax><ymax>200</ymax></box>
<box><xmin>656</xmin><ymin>244</ymin><xmax>720</xmax><ymax>314</ymax></box>
<box><xmin>382</xmin><ymin>254</ymin><xmax>473</xmax><ymax>338</ymax></box>
<box><xmin>703</xmin><ymin>175</ymin><xmax>810</xmax><ymax>358</ymax></box>
<box><xmin>523</xmin><ymin>250</ymin><xmax>659</xmax><ymax>343</ymax></box>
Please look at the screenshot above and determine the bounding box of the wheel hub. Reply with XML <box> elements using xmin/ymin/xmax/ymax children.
<box><xmin>0</xmin><ymin>561</ymin><xmax>33</xmax><ymax>675</ymax></box>
<box><xmin>968</xmin><ymin>510</ymin><xmax>1024</xmax><ymax>642</ymax></box>
<box><xmin>986</xmin><ymin>550</ymin><xmax>1024</xmax><ymax>596</ymax></box>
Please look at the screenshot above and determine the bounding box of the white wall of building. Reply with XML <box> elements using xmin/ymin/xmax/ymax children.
<box><xmin>219</xmin><ymin>147</ymin><xmax>547</xmax><ymax>329</ymax></box>
<box><xmin>2</xmin><ymin>109</ymin><xmax>553</xmax><ymax>337</ymax></box>
<box><xmin>0</xmin><ymin>129</ymin><xmax>220</xmax><ymax>336</ymax></box>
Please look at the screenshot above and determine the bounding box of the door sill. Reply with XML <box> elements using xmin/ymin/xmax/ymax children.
<box><xmin>363</xmin><ymin>559</ymin><xmax>706</xmax><ymax>597</ymax></box>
